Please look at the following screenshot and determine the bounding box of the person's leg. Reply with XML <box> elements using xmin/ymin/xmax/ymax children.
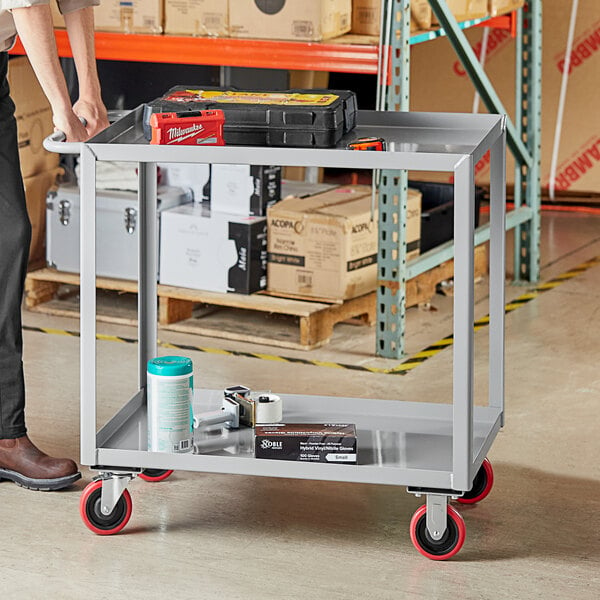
<box><xmin>0</xmin><ymin>53</ymin><xmax>30</xmax><ymax>440</ymax></box>
<box><xmin>0</xmin><ymin>53</ymin><xmax>80</xmax><ymax>490</ymax></box>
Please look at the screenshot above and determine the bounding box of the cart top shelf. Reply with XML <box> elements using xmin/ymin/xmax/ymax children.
<box><xmin>80</xmin><ymin>108</ymin><xmax>505</xmax><ymax>173</ymax></box>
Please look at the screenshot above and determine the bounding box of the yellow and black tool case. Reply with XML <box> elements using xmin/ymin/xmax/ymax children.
<box><xmin>142</xmin><ymin>87</ymin><xmax>358</xmax><ymax>148</ymax></box>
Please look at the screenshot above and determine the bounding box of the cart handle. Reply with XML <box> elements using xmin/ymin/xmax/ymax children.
<box><xmin>43</xmin><ymin>110</ymin><xmax>131</xmax><ymax>154</ymax></box>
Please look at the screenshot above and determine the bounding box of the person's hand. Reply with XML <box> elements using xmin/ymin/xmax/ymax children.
<box><xmin>53</xmin><ymin>108</ymin><xmax>89</xmax><ymax>142</ymax></box>
<box><xmin>72</xmin><ymin>97</ymin><xmax>110</xmax><ymax>139</ymax></box>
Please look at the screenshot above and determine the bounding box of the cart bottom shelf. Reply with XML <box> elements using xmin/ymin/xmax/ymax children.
<box><xmin>94</xmin><ymin>389</ymin><xmax>502</xmax><ymax>490</ymax></box>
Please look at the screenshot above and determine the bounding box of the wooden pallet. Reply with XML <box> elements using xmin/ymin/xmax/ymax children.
<box><xmin>24</xmin><ymin>245</ymin><xmax>487</xmax><ymax>350</ymax></box>
<box><xmin>25</xmin><ymin>269</ymin><xmax>375</xmax><ymax>350</ymax></box>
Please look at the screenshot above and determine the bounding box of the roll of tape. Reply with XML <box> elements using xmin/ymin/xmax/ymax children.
<box><xmin>254</xmin><ymin>394</ymin><xmax>283</xmax><ymax>424</ymax></box>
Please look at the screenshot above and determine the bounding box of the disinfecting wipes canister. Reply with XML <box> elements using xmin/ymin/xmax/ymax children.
<box><xmin>147</xmin><ymin>356</ymin><xmax>194</xmax><ymax>453</ymax></box>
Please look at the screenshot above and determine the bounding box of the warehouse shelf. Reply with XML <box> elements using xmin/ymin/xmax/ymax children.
<box><xmin>376</xmin><ymin>0</ymin><xmax>540</xmax><ymax>358</ymax></box>
<box><xmin>10</xmin><ymin>2</ymin><xmax>538</xmax><ymax>359</ymax></box>
<box><xmin>9</xmin><ymin>13</ymin><xmax>513</xmax><ymax>74</ymax></box>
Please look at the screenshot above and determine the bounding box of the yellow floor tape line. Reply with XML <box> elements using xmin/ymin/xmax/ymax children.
<box><xmin>23</xmin><ymin>255</ymin><xmax>600</xmax><ymax>376</ymax></box>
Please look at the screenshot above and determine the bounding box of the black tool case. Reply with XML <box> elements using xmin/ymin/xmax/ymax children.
<box><xmin>408</xmin><ymin>180</ymin><xmax>485</xmax><ymax>253</ymax></box>
<box><xmin>143</xmin><ymin>87</ymin><xmax>358</xmax><ymax>148</ymax></box>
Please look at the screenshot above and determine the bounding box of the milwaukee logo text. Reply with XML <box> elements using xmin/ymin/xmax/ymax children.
<box><xmin>168</xmin><ymin>124</ymin><xmax>204</xmax><ymax>142</ymax></box>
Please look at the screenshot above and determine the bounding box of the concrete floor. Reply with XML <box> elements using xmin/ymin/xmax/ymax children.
<box><xmin>1</xmin><ymin>209</ymin><xmax>599</xmax><ymax>599</ymax></box>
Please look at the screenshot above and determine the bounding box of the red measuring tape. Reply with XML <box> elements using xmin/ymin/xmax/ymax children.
<box><xmin>347</xmin><ymin>137</ymin><xmax>386</xmax><ymax>151</ymax></box>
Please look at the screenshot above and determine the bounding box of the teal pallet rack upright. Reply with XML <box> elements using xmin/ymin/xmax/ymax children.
<box><xmin>376</xmin><ymin>0</ymin><xmax>542</xmax><ymax>358</ymax></box>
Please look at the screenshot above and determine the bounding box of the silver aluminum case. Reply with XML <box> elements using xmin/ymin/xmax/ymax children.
<box><xmin>46</xmin><ymin>184</ymin><xmax>191</xmax><ymax>280</ymax></box>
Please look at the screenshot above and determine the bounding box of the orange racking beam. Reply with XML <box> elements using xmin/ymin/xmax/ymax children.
<box><xmin>10</xmin><ymin>31</ymin><xmax>381</xmax><ymax>74</ymax></box>
<box><xmin>9</xmin><ymin>14</ymin><xmax>515</xmax><ymax>75</ymax></box>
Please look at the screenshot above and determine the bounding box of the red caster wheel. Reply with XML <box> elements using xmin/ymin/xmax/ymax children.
<box><xmin>457</xmin><ymin>458</ymin><xmax>494</xmax><ymax>505</ymax></box>
<box><xmin>410</xmin><ymin>504</ymin><xmax>466</xmax><ymax>560</ymax></box>
<box><xmin>80</xmin><ymin>480</ymin><xmax>132</xmax><ymax>535</ymax></box>
<box><xmin>139</xmin><ymin>469</ymin><xmax>174</xmax><ymax>482</ymax></box>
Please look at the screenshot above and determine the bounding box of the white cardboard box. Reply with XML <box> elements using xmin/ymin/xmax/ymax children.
<box><xmin>211</xmin><ymin>164</ymin><xmax>281</xmax><ymax>216</ymax></box>
<box><xmin>160</xmin><ymin>204</ymin><xmax>267</xmax><ymax>294</ymax></box>
<box><xmin>158</xmin><ymin>163</ymin><xmax>211</xmax><ymax>203</ymax></box>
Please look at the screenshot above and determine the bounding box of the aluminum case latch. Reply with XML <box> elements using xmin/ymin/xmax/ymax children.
<box><xmin>58</xmin><ymin>199</ymin><xmax>71</xmax><ymax>226</ymax></box>
<box><xmin>124</xmin><ymin>207</ymin><xmax>137</xmax><ymax>234</ymax></box>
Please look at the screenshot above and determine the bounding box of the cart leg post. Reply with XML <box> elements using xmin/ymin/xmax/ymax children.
<box><xmin>138</xmin><ymin>161</ymin><xmax>158</xmax><ymax>390</ymax></box>
<box><xmin>425</xmin><ymin>493</ymin><xmax>448</xmax><ymax>541</ymax></box>
<box><xmin>100</xmin><ymin>473</ymin><xmax>134</xmax><ymax>516</ymax></box>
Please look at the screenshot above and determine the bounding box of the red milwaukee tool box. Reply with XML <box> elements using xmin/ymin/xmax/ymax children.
<box><xmin>142</xmin><ymin>87</ymin><xmax>358</xmax><ymax>148</ymax></box>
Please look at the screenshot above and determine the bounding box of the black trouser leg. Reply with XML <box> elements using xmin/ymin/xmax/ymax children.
<box><xmin>0</xmin><ymin>53</ymin><xmax>31</xmax><ymax>439</ymax></box>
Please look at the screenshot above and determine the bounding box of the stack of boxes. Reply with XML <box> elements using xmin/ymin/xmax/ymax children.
<box><xmin>50</xmin><ymin>0</ymin><xmax>354</xmax><ymax>41</ymax></box>
<box><xmin>158</xmin><ymin>163</ymin><xmax>281</xmax><ymax>294</ymax></box>
<box><xmin>50</xmin><ymin>1</ymin><xmax>525</xmax><ymax>40</ymax></box>
<box><xmin>157</xmin><ymin>169</ymin><xmax>423</xmax><ymax>302</ymax></box>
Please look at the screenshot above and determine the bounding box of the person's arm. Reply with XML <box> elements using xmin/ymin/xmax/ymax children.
<box><xmin>11</xmin><ymin>4</ymin><xmax>88</xmax><ymax>141</ymax></box>
<box><xmin>63</xmin><ymin>6</ymin><xmax>108</xmax><ymax>137</ymax></box>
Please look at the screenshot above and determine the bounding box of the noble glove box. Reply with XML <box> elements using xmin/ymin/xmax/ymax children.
<box><xmin>159</xmin><ymin>204</ymin><xmax>267</xmax><ymax>294</ymax></box>
<box><xmin>255</xmin><ymin>423</ymin><xmax>357</xmax><ymax>463</ymax></box>
<box><xmin>46</xmin><ymin>185</ymin><xmax>191</xmax><ymax>280</ymax></box>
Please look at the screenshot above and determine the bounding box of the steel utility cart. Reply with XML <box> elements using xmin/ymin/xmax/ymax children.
<box><xmin>45</xmin><ymin>108</ymin><xmax>506</xmax><ymax>560</ymax></box>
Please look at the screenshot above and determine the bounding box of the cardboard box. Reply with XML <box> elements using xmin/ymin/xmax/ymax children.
<box><xmin>267</xmin><ymin>185</ymin><xmax>421</xmax><ymax>301</ymax></box>
<box><xmin>411</xmin><ymin>0</ymin><xmax>432</xmax><ymax>31</ymax></box>
<box><xmin>164</xmin><ymin>0</ymin><xmax>229</xmax><ymax>36</ymax></box>
<box><xmin>50</xmin><ymin>0</ymin><xmax>66</xmax><ymax>28</ymax></box>
<box><xmin>281</xmin><ymin>179</ymin><xmax>338</xmax><ymax>199</ymax></box>
<box><xmin>7</xmin><ymin>57</ymin><xmax>60</xmax><ymax>179</ymax></box>
<box><xmin>351</xmin><ymin>0</ymin><xmax>431</xmax><ymax>36</ymax></box>
<box><xmin>433</xmin><ymin>0</ymin><xmax>488</xmax><ymax>23</ymax></box>
<box><xmin>159</xmin><ymin>204</ymin><xmax>267</xmax><ymax>294</ymax></box>
<box><xmin>94</xmin><ymin>0</ymin><xmax>163</xmax><ymax>34</ymax></box>
<box><xmin>158</xmin><ymin>162</ymin><xmax>211</xmax><ymax>203</ymax></box>
<box><xmin>211</xmin><ymin>164</ymin><xmax>281</xmax><ymax>216</ymax></box>
<box><xmin>23</xmin><ymin>168</ymin><xmax>63</xmax><ymax>268</ymax></box>
<box><xmin>255</xmin><ymin>424</ymin><xmax>357</xmax><ymax>463</ymax></box>
<box><xmin>229</xmin><ymin>0</ymin><xmax>351</xmax><ymax>42</ymax></box>
<box><xmin>488</xmin><ymin>0</ymin><xmax>524</xmax><ymax>18</ymax></box>
<box><xmin>410</xmin><ymin>0</ymin><xmax>600</xmax><ymax>194</ymax></box>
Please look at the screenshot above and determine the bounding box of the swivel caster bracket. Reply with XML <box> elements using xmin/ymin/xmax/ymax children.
<box><xmin>425</xmin><ymin>494</ymin><xmax>449</xmax><ymax>542</ymax></box>
<box><xmin>407</xmin><ymin>487</ymin><xmax>461</xmax><ymax>542</ymax></box>
<box><xmin>99</xmin><ymin>473</ymin><xmax>135</xmax><ymax>516</ymax></box>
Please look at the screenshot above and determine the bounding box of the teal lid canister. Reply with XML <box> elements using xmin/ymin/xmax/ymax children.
<box><xmin>147</xmin><ymin>356</ymin><xmax>194</xmax><ymax>454</ymax></box>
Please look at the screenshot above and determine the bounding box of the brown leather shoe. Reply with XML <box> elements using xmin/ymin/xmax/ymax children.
<box><xmin>0</xmin><ymin>435</ymin><xmax>81</xmax><ymax>491</ymax></box>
